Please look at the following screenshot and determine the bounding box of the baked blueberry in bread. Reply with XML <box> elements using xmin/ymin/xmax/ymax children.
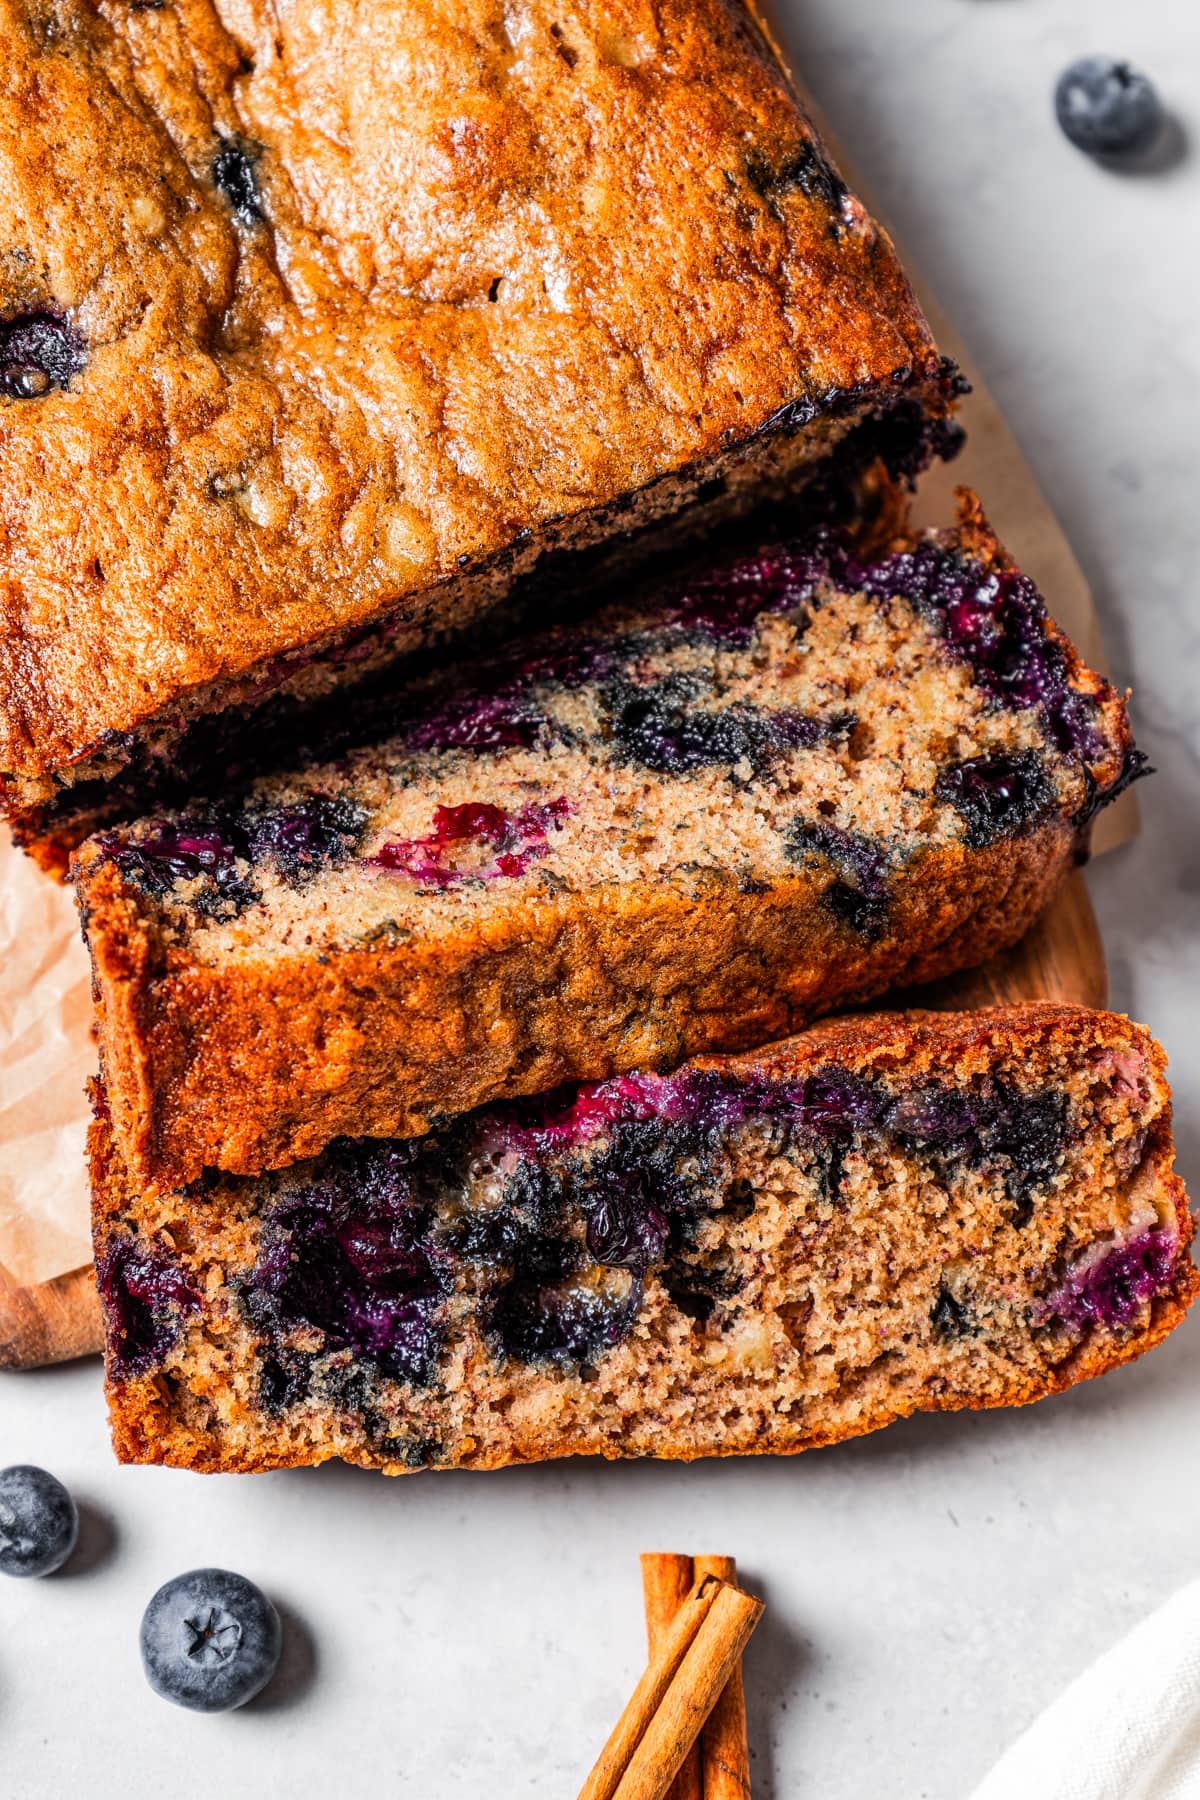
<box><xmin>0</xmin><ymin>0</ymin><xmax>961</xmax><ymax>868</ymax></box>
<box><xmin>91</xmin><ymin>1006</ymin><xmax>1197</xmax><ymax>1474</ymax></box>
<box><xmin>74</xmin><ymin>495</ymin><xmax>1143</xmax><ymax>1191</ymax></box>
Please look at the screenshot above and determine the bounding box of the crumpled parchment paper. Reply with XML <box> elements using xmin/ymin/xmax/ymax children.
<box><xmin>0</xmin><ymin>832</ymin><xmax>94</xmax><ymax>1285</ymax></box>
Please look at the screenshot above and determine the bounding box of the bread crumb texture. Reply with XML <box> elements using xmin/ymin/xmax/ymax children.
<box><xmin>92</xmin><ymin>1006</ymin><xmax>1196</xmax><ymax>1474</ymax></box>
<box><xmin>75</xmin><ymin>502</ymin><xmax>1137</xmax><ymax>1186</ymax></box>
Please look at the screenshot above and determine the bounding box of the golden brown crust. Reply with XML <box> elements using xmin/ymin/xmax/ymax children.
<box><xmin>94</xmin><ymin>1004</ymin><xmax>1198</xmax><ymax>1473</ymax></box>
<box><xmin>0</xmin><ymin>0</ymin><xmax>945</xmax><ymax>803</ymax></box>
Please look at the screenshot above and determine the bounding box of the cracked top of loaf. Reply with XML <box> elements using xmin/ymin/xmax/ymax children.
<box><xmin>0</xmin><ymin>0</ymin><xmax>949</xmax><ymax>804</ymax></box>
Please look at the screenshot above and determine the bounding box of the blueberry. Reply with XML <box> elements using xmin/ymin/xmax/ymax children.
<box><xmin>140</xmin><ymin>1569</ymin><xmax>282</xmax><ymax>1712</ymax></box>
<box><xmin>1072</xmin><ymin>745</ymin><xmax>1153</xmax><ymax>831</ymax></box>
<box><xmin>100</xmin><ymin>793</ymin><xmax>364</xmax><ymax>913</ymax></box>
<box><xmin>784</xmin><ymin>820</ymin><xmax>890</xmax><ymax>937</ymax></box>
<box><xmin>95</xmin><ymin>1239</ymin><xmax>199</xmax><ymax>1378</ymax></box>
<box><xmin>258</xmin><ymin>1349</ymin><xmax>313</xmax><ymax>1413</ymax></box>
<box><xmin>0</xmin><ymin>1466</ymin><xmax>79</xmax><ymax>1578</ymax></box>
<box><xmin>242</xmin><ymin>794</ymin><xmax>367</xmax><ymax>884</ymax></box>
<box><xmin>860</xmin><ymin>538</ymin><xmax>1112</xmax><ymax>754</ymax></box>
<box><xmin>369</xmin><ymin>797</ymin><xmax>569</xmax><ymax>888</ymax></box>
<box><xmin>0</xmin><ymin>311</ymin><xmax>86</xmax><ymax>400</ymax></box>
<box><xmin>212</xmin><ymin>139</ymin><xmax>264</xmax><ymax>226</ymax></box>
<box><xmin>663</xmin><ymin>538</ymin><xmax>831</xmax><ymax>643</ymax></box>
<box><xmin>891</xmin><ymin>1088</ymin><xmax>983</xmax><ymax>1155</ymax></box>
<box><xmin>489</xmin><ymin>1270</ymin><xmax>641</xmax><ymax>1365</ymax></box>
<box><xmin>795</xmin><ymin>1068</ymin><xmax>885</xmax><ymax>1140</ymax></box>
<box><xmin>1055</xmin><ymin>58</ymin><xmax>1163</xmax><ymax>158</ymax></box>
<box><xmin>934</xmin><ymin>750</ymin><xmax>1055</xmax><ymax>849</ymax></box>
<box><xmin>604</xmin><ymin>678</ymin><xmax>783</xmax><ymax>775</ymax></box>
<box><xmin>99</xmin><ymin>820</ymin><xmax>243</xmax><ymax>895</ymax></box>
<box><xmin>248</xmin><ymin>1143</ymin><xmax>450</xmax><ymax>1385</ymax></box>
<box><xmin>985</xmin><ymin>1088</ymin><xmax>1067</xmax><ymax>1178</ymax></box>
<box><xmin>405</xmin><ymin>692</ymin><xmax>546</xmax><ymax>754</ymax></box>
<box><xmin>584</xmin><ymin>1172</ymin><xmax>670</xmax><ymax>1271</ymax></box>
<box><xmin>1049</xmin><ymin>1229</ymin><xmax>1177</xmax><ymax>1333</ymax></box>
<box><xmin>746</xmin><ymin>140</ymin><xmax>855</xmax><ymax>232</ymax></box>
<box><xmin>662</xmin><ymin>1258</ymin><xmax>742</xmax><ymax>1324</ymax></box>
<box><xmin>931</xmin><ymin>1289</ymin><xmax>975</xmax><ymax>1340</ymax></box>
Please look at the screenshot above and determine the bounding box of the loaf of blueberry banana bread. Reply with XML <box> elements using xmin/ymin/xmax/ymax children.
<box><xmin>74</xmin><ymin>495</ymin><xmax>1143</xmax><ymax>1191</ymax></box>
<box><xmin>0</xmin><ymin>0</ymin><xmax>961</xmax><ymax>869</ymax></box>
<box><xmin>92</xmin><ymin>1005</ymin><xmax>1197</xmax><ymax>1475</ymax></box>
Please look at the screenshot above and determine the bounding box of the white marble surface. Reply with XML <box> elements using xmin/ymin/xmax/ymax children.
<box><xmin>4</xmin><ymin>4</ymin><xmax>1199</xmax><ymax>1795</ymax></box>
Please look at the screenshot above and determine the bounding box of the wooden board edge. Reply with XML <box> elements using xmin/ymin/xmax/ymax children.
<box><xmin>0</xmin><ymin>1261</ymin><xmax>103</xmax><ymax>1371</ymax></box>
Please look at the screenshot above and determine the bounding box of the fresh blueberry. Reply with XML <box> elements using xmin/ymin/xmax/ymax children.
<box><xmin>1055</xmin><ymin>58</ymin><xmax>1163</xmax><ymax>158</ymax></box>
<box><xmin>140</xmin><ymin>1569</ymin><xmax>282</xmax><ymax>1712</ymax></box>
<box><xmin>0</xmin><ymin>1465</ymin><xmax>79</xmax><ymax>1578</ymax></box>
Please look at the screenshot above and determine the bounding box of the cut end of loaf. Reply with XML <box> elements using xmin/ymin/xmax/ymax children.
<box><xmin>73</xmin><ymin>493</ymin><xmax>1142</xmax><ymax>1189</ymax></box>
<box><xmin>92</xmin><ymin>1006</ymin><xmax>1196</xmax><ymax>1475</ymax></box>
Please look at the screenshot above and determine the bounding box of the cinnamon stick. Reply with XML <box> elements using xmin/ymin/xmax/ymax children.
<box><xmin>693</xmin><ymin>1557</ymin><xmax>752</xmax><ymax>1799</ymax></box>
<box><xmin>579</xmin><ymin>1576</ymin><xmax>725</xmax><ymax>1800</ymax></box>
<box><xmin>641</xmin><ymin>1555</ymin><xmax>703</xmax><ymax>1800</ymax></box>
<box><xmin>614</xmin><ymin>1582</ymin><xmax>763</xmax><ymax>1800</ymax></box>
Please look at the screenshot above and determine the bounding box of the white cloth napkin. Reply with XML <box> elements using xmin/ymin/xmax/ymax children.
<box><xmin>969</xmin><ymin>1584</ymin><xmax>1200</xmax><ymax>1800</ymax></box>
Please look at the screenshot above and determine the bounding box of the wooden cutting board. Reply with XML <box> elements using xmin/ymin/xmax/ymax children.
<box><xmin>0</xmin><ymin>871</ymin><xmax>1107</xmax><ymax>1372</ymax></box>
<box><xmin>0</xmin><ymin>1261</ymin><xmax>101</xmax><ymax>1370</ymax></box>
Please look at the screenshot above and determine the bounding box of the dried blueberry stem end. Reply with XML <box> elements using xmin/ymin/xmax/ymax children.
<box><xmin>140</xmin><ymin>1569</ymin><xmax>282</xmax><ymax>1712</ymax></box>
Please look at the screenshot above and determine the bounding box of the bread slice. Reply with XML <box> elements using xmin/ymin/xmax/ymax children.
<box><xmin>73</xmin><ymin>496</ymin><xmax>1142</xmax><ymax>1191</ymax></box>
<box><xmin>0</xmin><ymin>0</ymin><xmax>960</xmax><ymax>867</ymax></box>
<box><xmin>92</xmin><ymin>1005</ymin><xmax>1197</xmax><ymax>1475</ymax></box>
